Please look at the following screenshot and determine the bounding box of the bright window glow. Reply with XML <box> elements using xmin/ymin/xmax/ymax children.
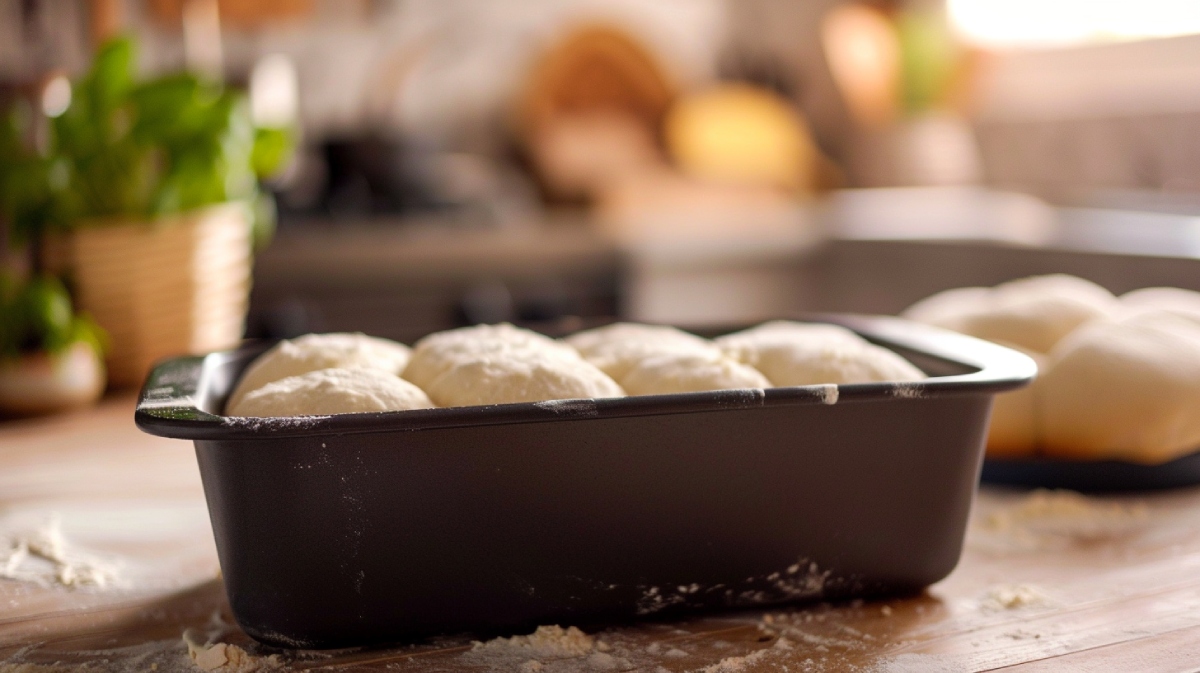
<box><xmin>948</xmin><ymin>0</ymin><xmax>1200</xmax><ymax>48</ymax></box>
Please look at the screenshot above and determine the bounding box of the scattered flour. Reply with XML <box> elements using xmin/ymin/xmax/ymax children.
<box><xmin>700</xmin><ymin>647</ymin><xmax>773</xmax><ymax>673</ymax></box>
<box><xmin>637</xmin><ymin>560</ymin><xmax>832</xmax><ymax>615</ymax></box>
<box><xmin>698</xmin><ymin>637</ymin><xmax>797</xmax><ymax>673</ymax></box>
<box><xmin>471</xmin><ymin>625</ymin><xmax>596</xmax><ymax>657</ymax></box>
<box><xmin>0</xmin><ymin>611</ymin><xmax>292</xmax><ymax>673</ymax></box>
<box><xmin>0</xmin><ymin>516</ymin><xmax>119</xmax><ymax>588</ymax></box>
<box><xmin>184</xmin><ymin>634</ymin><xmax>275</xmax><ymax>673</ymax></box>
<box><xmin>532</xmin><ymin>398</ymin><xmax>600</xmax><ymax>417</ymax></box>
<box><xmin>460</xmin><ymin>626</ymin><xmax>648</xmax><ymax>672</ymax></box>
<box><xmin>218</xmin><ymin>414</ymin><xmax>331</xmax><ymax>432</ymax></box>
<box><xmin>980</xmin><ymin>583</ymin><xmax>1050</xmax><ymax>611</ymax></box>
<box><xmin>182</xmin><ymin>612</ymin><xmax>282</xmax><ymax>673</ymax></box>
<box><xmin>889</xmin><ymin>383</ymin><xmax>923</xmax><ymax>399</ymax></box>
<box><xmin>972</xmin><ymin>489</ymin><xmax>1148</xmax><ymax>551</ymax></box>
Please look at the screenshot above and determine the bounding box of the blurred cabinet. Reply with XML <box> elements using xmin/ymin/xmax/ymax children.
<box><xmin>248</xmin><ymin>219</ymin><xmax>619</xmax><ymax>342</ymax></box>
<box><xmin>622</xmin><ymin>226</ymin><xmax>821</xmax><ymax>326</ymax></box>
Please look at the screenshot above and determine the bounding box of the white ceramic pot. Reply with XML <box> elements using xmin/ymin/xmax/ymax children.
<box><xmin>0</xmin><ymin>341</ymin><xmax>106</xmax><ymax>416</ymax></box>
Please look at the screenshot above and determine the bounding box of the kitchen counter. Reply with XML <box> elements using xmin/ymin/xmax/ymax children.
<box><xmin>4</xmin><ymin>398</ymin><xmax>1200</xmax><ymax>671</ymax></box>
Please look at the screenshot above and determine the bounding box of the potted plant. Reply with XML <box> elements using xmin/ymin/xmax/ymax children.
<box><xmin>0</xmin><ymin>273</ymin><xmax>106</xmax><ymax>415</ymax></box>
<box><xmin>0</xmin><ymin>36</ymin><xmax>293</xmax><ymax>386</ymax></box>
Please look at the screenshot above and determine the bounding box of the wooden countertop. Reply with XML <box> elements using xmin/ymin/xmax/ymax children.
<box><xmin>4</xmin><ymin>398</ymin><xmax>1200</xmax><ymax>672</ymax></box>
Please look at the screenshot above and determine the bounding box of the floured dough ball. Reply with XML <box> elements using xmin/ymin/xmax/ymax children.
<box><xmin>718</xmin><ymin>321</ymin><xmax>925</xmax><ymax>386</ymax></box>
<box><xmin>1121</xmin><ymin>287</ymin><xmax>1200</xmax><ymax>325</ymax></box>
<box><xmin>903</xmin><ymin>275</ymin><xmax>1119</xmax><ymax>354</ymax></box>
<box><xmin>716</xmin><ymin>320</ymin><xmax>863</xmax><ymax>363</ymax></box>
<box><xmin>425</xmin><ymin>351</ymin><xmax>624</xmax><ymax>407</ymax></box>
<box><xmin>566</xmin><ymin>322</ymin><xmax>719</xmax><ymax>382</ymax></box>
<box><xmin>1040</xmin><ymin>311</ymin><xmax>1200</xmax><ymax>464</ymax></box>
<box><xmin>901</xmin><ymin>287</ymin><xmax>991</xmax><ymax>327</ymax></box>
<box><xmin>748</xmin><ymin>340</ymin><xmax>926</xmax><ymax>387</ymax></box>
<box><xmin>228</xmin><ymin>333</ymin><xmax>412</xmax><ymax>410</ymax></box>
<box><xmin>621</xmin><ymin>351</ymin><xmax>771</xmax><ymax>396</ymax></box>
<box><xmin>403</xmin><ymin>323</ymin><xmax>577</xmax><ymax>390</ymax></box>
<box><xmin>228</xmin><ymin>368</ymin><xmax>434</xmax><ymax>417</ymax></box>
<box><xmin>985</xmin><ymin>341</ymin><xmax>1046</xmax><ymax>459</ymax></box>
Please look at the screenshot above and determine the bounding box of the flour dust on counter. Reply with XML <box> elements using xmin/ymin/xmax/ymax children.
<box><xmin>183</xmin><ymin>611</ymin><xmax>285</xmax><ymax>673</ymax></box>
<box><xmin>979</xmin><ymin>583</ymin><xmax>1052</xmax><ymax>611</ymax></box>
<box><xmin>0</xmin><ymin>516</ymin><xmax>119</xmax><ymax>589</ymax></box>
<box><xmin>461</xmin><ymin>625</ymin><xmax>633</xmax><ymax>672</ymax></box>
<box><xmin>969</xmin><ymin>488</ymin><xmax>1149</xmax><ymax>552</ymax></box>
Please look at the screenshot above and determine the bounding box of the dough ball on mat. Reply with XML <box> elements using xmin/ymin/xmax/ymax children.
<box><xmin>901</xmin><ymin>287</ymin><xmax>991</xmax><ymax>328</ymax></box>
<box><xmin>425</xmin><ymin>351</ymin><xmax>624</xmax><ymax>407</ymax></box>
<box><xmin>228</xmin><ymin>368</ymin><xmax>434</xmax><ymax>417</ymax></box>
<box><xmin>1121</xmin><ymin>287</ymin><xmax>1200</xmax><ymax>325</ymax></box>
<box><xmin>566</xmin><ymin>322</ymin><xmax>719</xmax><ymax>382</ymax></box>
<box><xmin>403</xmin><ymin>323</ymin><xmax>577</xmax><ymax>389</ymax></box>
<box><xmin>984</xmin><ymin>342</ymin><xmax>1046</xmax><ymax>459</ymax></box>
<box><xmin>1040</xmin><ymin>311</ymin><xmax>1200</xmax><ymax>464</ymax></box>
<box><xmin>621</xmin><ymin>352</ymin><xmax>771</xmax><ymax>396</ymax></box>
<box><xmin>903</xmin><ymin>275</ymin><xmax>1118</xmax><ymax>354</ymax></box>
<box><xmin>229</xmin><ymin>333</ymin><xmax>411</xmax><ymax>411</ymax></box>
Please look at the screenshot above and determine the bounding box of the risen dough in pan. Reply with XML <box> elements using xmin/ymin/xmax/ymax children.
<box><xmin>424</xmin><ymin>350</ymin><xmax>624</xmax><ymax>407</ymax></box>
<box><xmin>717</xmin><ymin>321</ymin><xmax>925</xmax><ymax>386</ymax></box>
<box><xmin>228</xmin><ymin>333</ymin><xmax>411</xmax><ymax>411</ymax></box>
<box><xmin>566</xmin><ymin>322</ymin><xmax>719</xmax><ymax>383</ymax></box>
<box><xmin>228</xmin><ymin>368</ymin><xmax>433</xmax><ymax>417</ymax></box>
<box><xmin>403</xmin><ymin>323</ymin><xmax>578</xmax><ymax>389</ymax></box>
<box><xmin>716</xmin><ymin>320</ymin><xmax>863</xmax><ymax>354</ymax></box>
<box><xmin>621</xmin><ymin>351</ymin><xmax>771</xmax><ymax>396</ymax></box>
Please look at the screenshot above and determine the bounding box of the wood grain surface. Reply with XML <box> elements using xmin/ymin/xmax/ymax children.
<box><xmin>3</xmin><ymin>397</ymin><xmax>1200</xmax><ymax>672</ymax></box>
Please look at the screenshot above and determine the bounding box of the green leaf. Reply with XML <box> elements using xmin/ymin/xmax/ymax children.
<box><xmin>19</xmin><ymin>276</ymin><xmax>74</xmax><ymax>353</ymax></box>
<box><xmin>250</xmin><ymin>190</ymin><xmax>277</xmax><ymax>251</ymax></box>
<box><xmin>896</xmin><ymin>8</ymin><xmax>960</xmax><ymax>115</ymax></box>
<box><xmin>251</xmin><ymin>126</ymin><xmax>295</xmax><ymax>179</ymax></box>
<box><xmin>77</xmin><ymin>36</ymin><xmax>136</xmax><ymax>120</ymax></box>
<box><xmin>3</xmin><ymin>34</ymin><xmax>284</xmax><ymax>240</ymax></box>
<box><xmin>69</xmin><ymin>313</ymin><xmax>108</xmax><ymax>356</ymax></box>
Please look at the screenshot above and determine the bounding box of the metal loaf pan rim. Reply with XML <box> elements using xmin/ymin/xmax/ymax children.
<box><xmin>135</xmin><ymin>314</ymin><xmax>1037</xmax><ymax>442</ymax></box>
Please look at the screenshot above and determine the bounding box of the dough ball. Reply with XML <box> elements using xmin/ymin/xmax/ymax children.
<box><xmin>984</xmin><ymin>341</ymin><xmax>1045</xmax><ymax>459</ymax></box>
<box><xmin>752</xmin><ymin>340</ymin><xmax>926</xmax><ymax>387</ymax></box>
<box><xmin>903</xmin><ymin>275</ymin><xmax>1119</xmax><ymax>353</ymax></box>
<box><xmin>424</xmin><ymin>351</ymin><xmax>624</xmax><ymax>407</ymax></box>
<box><xmin>228</xmin><ymin>368</ymin><xmax>434</xmax><ymax>417</ymax></box>
<box><xmin>1040</xmin><ymin>311</ymin><xmax>1200</xmax><ymax>464</ymax></box>
<box><xmin>716</xmin><ymin>320</ymin><xmax>865</xmax><ymax>366</ymax></box>
<box><xmin>718</xmin><ymin>321</ymin><xmax>925</xmax><ymax>386</ymax></box>
<box><xmin>566</xmin><ymin>322</ymin><xmax>718</xmax><ymax>382</ymax></box>
<box><xmin>403</xmin><ymin>323</ymin><xmax>577</xmax><ymax>389</ymax></box>
<box><xmin>228</xmin><ymin>333</ymin><xmax>412</xmax><ymax>410</ymax></box>
<box><xmin>1121</xmin><ymin>287</ymin><xmax>1200</xmax><ymax>325</ymax></box>
<box><xmin>901</xmin><ymin>287</ymin><xmax>991</xmax><ymax>328</ymax></box>
<box><xmin>621</xmin><ymin>352</ymin><xmax>771</xmax><ymax>396</ymax></box>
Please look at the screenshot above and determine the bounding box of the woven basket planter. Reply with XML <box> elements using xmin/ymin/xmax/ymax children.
<box><xmin>47</xmin><ymin>203</ymin><xmax>252</xmax><ymax>387</ymax></box>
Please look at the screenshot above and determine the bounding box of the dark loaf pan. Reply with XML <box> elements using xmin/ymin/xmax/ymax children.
<box><xmin>135</xmin><ymin>315</ymin><xmax>1036</xmax><ymax>649</ymax></box>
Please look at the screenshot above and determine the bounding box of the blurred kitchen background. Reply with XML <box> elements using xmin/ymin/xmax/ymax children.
<box><xmin>4</xmin><ymin>0</ymin><xmax>1200</xmax><ymax>403</ymax></box>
